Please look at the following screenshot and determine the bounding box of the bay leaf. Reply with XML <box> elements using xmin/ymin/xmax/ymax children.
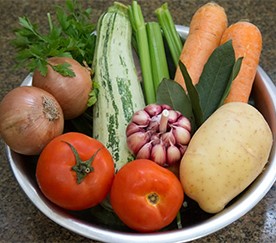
<box><xmin>156</xmin><ymin>78</ymin><xmax>196</xmax><ymax>132</ymax></box>
<box><xmin>179</xmin><ymin>61</ymin><xmax>203</xmax><ymax>128</ymax></box>
<box><xmin>196</xmin><ymin>40</ymin><xmax>236</xmax><ymax>121</ymax></box>
<box><xmin>219</xmin><ymin>56</ymin><xmax>243</xmax><ymax>105</ymax></box>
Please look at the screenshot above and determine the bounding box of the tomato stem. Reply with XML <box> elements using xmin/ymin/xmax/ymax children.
<box><xmin>176</xmin><ymin>211</ymin><xmax>182</xmax><ymax>229</ymax></box>
<box><xmin>146</xmin><ymin>192</ymin><xmax>160</xmax><ymax>205</ymax></box>
<box><xmin>63</xmin><ymin>141</ymin><xmax>101</xmax><ymax>184</ymax></box>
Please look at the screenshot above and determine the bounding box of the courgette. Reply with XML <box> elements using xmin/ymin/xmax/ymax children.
<box><xmin>92</xmin><ymin>2</ymin><xmax>145</xmax><ymax>172</ymax></box>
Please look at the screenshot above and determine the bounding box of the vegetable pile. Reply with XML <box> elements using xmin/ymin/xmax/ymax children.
<box><xmin>0</xmin><ymin>0</ymin><xmax>273</xmax><ymax>233</ymax></box>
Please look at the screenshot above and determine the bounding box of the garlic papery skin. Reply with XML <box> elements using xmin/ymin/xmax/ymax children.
<box><xmin>126</xmin><ymin>104</ymin><xmax>192</xmax><ymax>166</ymax></box>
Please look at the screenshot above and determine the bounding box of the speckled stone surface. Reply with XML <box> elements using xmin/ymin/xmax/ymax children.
<box><xmin>0</xmin><ymin>0</ymin><xmax>275</xmax><ymax>242</ymax></box>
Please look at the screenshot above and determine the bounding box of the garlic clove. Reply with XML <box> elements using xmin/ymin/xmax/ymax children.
<box><xmin>167</xmin><ymin>145</ymin><xmax>181</xmax><ymax>165</ymax></box>
<box><xmin>175</xmin><ymin>116</ymin><xmax>192</xmax><ymax>132</ymax></box>
<box><xmin>144</xmin><ymin>104</ymin><xmax>162</xmax><ymax>116</ymax></box>
<box><xmin>131</xmin><ymin>110</ymin><xmax>150</xmax><ymax>126</ymax></box>
<box><xmin>136</xmin><ymin>142</ymin><xmax>152</xmax><ymax>159</ymax></box>
<box><xmin>127</xmin><ymin>131</ymin><xmax>150</xmax><ymax>154</ymax></box>
<box><xmin>126</xmin><ymin>122</ymin><xmax>142</xmax><ymax>136</ymax></box>
<box><xmin>161</xmin><ymin>104</ymin><xmax>172</xmax><ymax>110</ymax></box>
<box><xmin>168</xmin><ymin>110</ymin><xmax>179</xmax><ymax>123</ymax></box>
<box><xmin>173</xmin><ymin>126</ymin><xmax>191</xmax><ymax>145</ymax></box>
<box><xmin>151</xmin><ymin>144</ymin><xmax>166</xmax><ymax>166</ymax></box>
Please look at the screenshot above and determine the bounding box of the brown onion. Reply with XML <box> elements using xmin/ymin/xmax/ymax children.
<box><xmin>32</xmin><ymin>57</ymin><xmax>92</xmax><ymax>119</ymax></box>
<box><xmin>0</xmin><ymin>86</ymin><xmax>64</xmax><ymax>155</ymax></box>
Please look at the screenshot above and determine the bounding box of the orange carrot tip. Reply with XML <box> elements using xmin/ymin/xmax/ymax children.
<box><xmin>174</xmin><ymin>2</ymin><xmax>228</xmax><ymax>90</ymax></box>
<box><xmin>220</xmin><ymin>21</ymin><xmax>262</xmax><ymax>103</ymax></box>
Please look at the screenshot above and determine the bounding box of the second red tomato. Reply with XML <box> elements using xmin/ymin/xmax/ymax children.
<box><xmin>110</xmin><ymin>159</ymin><xmax>184</xmax><ymax>232</ymax></box>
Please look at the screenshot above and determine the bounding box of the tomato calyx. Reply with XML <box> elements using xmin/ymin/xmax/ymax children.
<box><xmin>146</xmin><ymin>192</ymin><xmax>160</xmax><ymax>206</ymax></box>
<box><xmin>63</xmin><ymin>141</ymin><xmax>101</xmax><ymax>184</ymax></box>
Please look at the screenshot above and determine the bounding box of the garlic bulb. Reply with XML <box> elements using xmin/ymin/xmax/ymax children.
<box><xmin>126</xmin><ymin>104</ymin><xmax>191</xmax><ymax>166</ymax></box>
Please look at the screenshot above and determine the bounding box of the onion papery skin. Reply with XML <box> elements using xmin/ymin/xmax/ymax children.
<box><xmin>32</xmin><ymin>57</ymin><xmax>92</xmax><ymax>120</ymax></box>
<box><xmin>0</xmin><ymin>86</ymin><xmax>64</xmax><ymax>155</ymax></box>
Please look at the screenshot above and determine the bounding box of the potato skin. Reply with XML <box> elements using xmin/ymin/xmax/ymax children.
<box><xmin>180</xmin><ymin>102</ymin><xmax>273</xmax><ymax>213</ymax></box>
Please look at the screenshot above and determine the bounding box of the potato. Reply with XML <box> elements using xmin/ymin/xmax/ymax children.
<box><xmin>179</xmin><ymin>102</ymin><xmax>273</xmax><ymax>214</ymax></box>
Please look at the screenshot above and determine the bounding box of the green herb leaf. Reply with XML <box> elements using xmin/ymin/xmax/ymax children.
<box><xmin>50</xmin><ymin>63</ymin><xmax>76</xmax><ymax>77</ymax></box>
<box><xmin>11</xmin><ymin>0</ymin><xmax>96</xmax><ymax>76</ymax></box>
<box><xmin>156</xmin><ymin>78</ymin><xmax>195</xmax><ymax>131</ymax></box>
<box><xmin>37</xmin><ymin>59</ymin><xmax>48</xmax><ymax>76</ymax></box>
<box><xmin>179</xmin><ymin>61</ymin><xmax>203</xmax><ymax>128</ymax></box>
<box><xmin>219</xmin><ymin>56</ymin><xmax>243</xmax><ymax>105</ymax></box>
<box><xmin>88</xmin><ymin>81</ymin><xmax>100</xmax><ymax>107</ymax></box>
<box><xmin>87</xmin><ymin>205</ymin><xmax>128</xmax><ymax>231</ymax></box>
<box><xmin>18</xmin><ymin>17</ymin><xmax>35</xmax><ymax>32</ymax></box>
<box><xmin>65</xmin><ymin>0</ymin><xmax>75</xmax><ymax>12</ymax></box>
<box><xmin>196</xmin><ymin>40</ymin><xmax>235</xmax><ymax>121</ymax></box>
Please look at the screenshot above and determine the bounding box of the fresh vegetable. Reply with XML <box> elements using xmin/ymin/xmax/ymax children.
<box><xmin>126</xmin><ymin>104</ymin><xmax>191</xmax><ymax>166</ymax></box>
<box><xmin>179</xmin><ymin>41</ymin><xmax>243</xmax><ymax>127</ymax></box>
<box><xmin>92</xmin><ymin>2</ymin><xmax>145</xmax><ymax>172</ymax></box>
<box><xmin>220</xmin><ymin>21</ymin><xmax>262</xmax><ymax>103</ymax></box>
<box><xmin>36</xmin><ymin>132</ymin><xmax>114</xmax><ymax>211</ymax></box>
<box><xmin>155</xmin><ymin>2</ymin><xmax>183</xmax><ymax>67</ymax></box>
<box><xmin>32</xmin><ymin>57</ymin><xmax>92</xmax><ymax>120</ymax></box>
<box><xmin>174</xmin><ymin>2</ymin><xmax>228</xmax><ymax>90</ymax></box>
<box><xmin>0</xmin><ymin>86</ymin><xmax>64</xmax><ymax>155</ymax></box>
<box><xmin>5</xmin><ymin>0</ymin><xmax>269</xmax><ymax>230</ymax></box>
<box><xmin>157</xmin><ymin>40</ymin><xmax>242</xmax><ymax>131</ymax></box>
<box><xmin>11</xmin><ymin>0</ymin><xmax>96</xmax><ymax>76</ymax></box>
<box><xmin>128</xmin><ymin>1</ymin><xmax>155</xmax><ymax>104</ymax></box>
<box><xmin>156</xmin><ymin>78</ymin><xmax>195</xmax><ymax>131</ymax></box>
<box><xmin>110</xmin><ymin>159</ymin><xmax>184</xmax><ymax>232</ymax></box>
<box><xmin>146</xmin><ymin>22</ymin><xmax>170</xmax><ymax>91</ymax></box>
<box><xmin>180</xmin><ymin>102</ymin><xmax>273</xmax><ymax>213</ymax></box>
<box><xmin>129</xmin><ymin>1</ymin><xmax>181</xmax><ymax>103</ymax></box>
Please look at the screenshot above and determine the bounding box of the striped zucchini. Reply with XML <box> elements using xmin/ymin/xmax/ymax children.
<box><xmin>92</xmin><ymin>3</ymin><xmax>145</xmax><ymax>172</ymax></box>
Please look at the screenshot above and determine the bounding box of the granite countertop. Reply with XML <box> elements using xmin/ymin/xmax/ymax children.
<box><xmin>0</xmin><ymin>0</ymin><xmax>275</xmax><ymax>242</ymax></box>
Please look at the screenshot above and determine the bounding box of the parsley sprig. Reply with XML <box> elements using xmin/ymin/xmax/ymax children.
<box><xmin>11</xmin><ymin>0</ymin><xmax>96</xmax><ymax>77</ymax></box>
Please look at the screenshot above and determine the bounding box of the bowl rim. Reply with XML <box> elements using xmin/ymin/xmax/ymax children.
<box><xmin>5</xmin><ymin>25</ymin><xmax>276</xmax><ymax>243</ymax></box>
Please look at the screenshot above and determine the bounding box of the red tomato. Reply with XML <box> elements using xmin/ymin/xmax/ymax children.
<box><xmin>110</xmin><ymin>159</ymin><xmax>184</xmax><ymax>232</ymax></box>
<box><xmin>36</xmin><ymin>132</ymin><xmax>114</xmax><ymax>210</ymax></box>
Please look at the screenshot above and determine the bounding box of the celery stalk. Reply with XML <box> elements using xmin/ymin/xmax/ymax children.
<box><xmin>128</xmin><ymin>1</ymin><xmax>155</xmax><ymax>104</ymax></box>
<box><xmin>155</xmin><ymin>3</ymin><xmax>183</xmax><ymax>67</ymax></box>
<box><xmin>146</xmin><ymin>22</ymin><xmax>170</xmax><ymax>91</ymax></box>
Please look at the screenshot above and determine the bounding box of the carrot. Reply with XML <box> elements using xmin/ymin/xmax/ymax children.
<box><xmin>220</xmin><ymin>21</ymin><xmax>262</xmax><ymax>103</ymax></box>
<box><xmin>174</xmin><ymin>2</ymin><xmax>228</xmax><ymax>90</ymax></box>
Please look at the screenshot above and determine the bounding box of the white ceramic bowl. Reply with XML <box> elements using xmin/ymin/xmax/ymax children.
<box><xmin>5</xmin><ymin>26</ymin><xmax>276</xmax><ymax>242</ymax></box>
